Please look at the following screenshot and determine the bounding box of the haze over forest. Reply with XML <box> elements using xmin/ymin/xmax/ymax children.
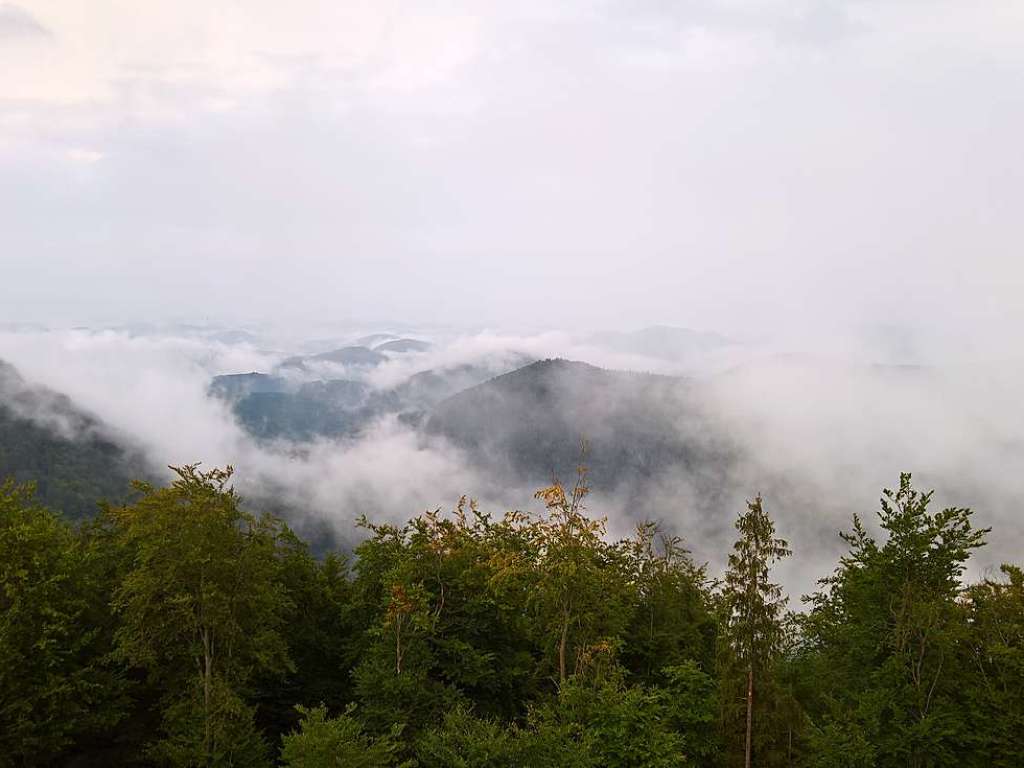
<box><xmin>1</xmin><ymin>321</ymin><xmax>1022</xmax><ymax>596</ymax></box>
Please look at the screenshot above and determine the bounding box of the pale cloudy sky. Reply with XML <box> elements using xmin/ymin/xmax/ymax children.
<box><xmin>2</xmin><ymin>1</ymin><xmax>1022</xmax><ymax>338</ymax></box>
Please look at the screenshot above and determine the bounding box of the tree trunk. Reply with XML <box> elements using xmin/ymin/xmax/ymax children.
<box><xmin>395</xmin><ymin>616</ymin><xmax>403</xmax><ymax>675</ymax></box>
<box><xmin>202</xmin><ymin>630</ymin><xmax>213</xmax><ymax>766</ymax></box>
<box><xmin>558</xmin><ymin>611</ymin><xmax>569</xmax><ymax>685</ymax></box>
<box><xmin>745</xmin><ymin>664</ymin><xmax>754</xmax><ymax>768</ymax></box>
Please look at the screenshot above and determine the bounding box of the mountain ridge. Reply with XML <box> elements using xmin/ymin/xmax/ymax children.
<box><xmin>0</xmin><ymin>360</ymin><xmax>150</xmax><ymax>519</ymax></box>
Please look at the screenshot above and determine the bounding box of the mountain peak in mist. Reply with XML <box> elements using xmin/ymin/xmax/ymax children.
<box><xmin>426</xmin><ymin>358</ymin><xmax>732</xmax><ymax>499</ymax></box>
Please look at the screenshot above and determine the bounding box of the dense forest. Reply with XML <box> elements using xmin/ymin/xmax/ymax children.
<box><xmin>1</xmin><ymin>462</ymin><xmax>1022</xmax><ymax>767</ymax></box>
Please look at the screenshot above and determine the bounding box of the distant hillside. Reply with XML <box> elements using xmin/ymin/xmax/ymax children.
<box><xmin>0</xmin><ymin>360</ymin><xmax>150</xmax><ymax>520</ymax></box>
<box><xmin>426</xmin><ymin>359</ymin><xmax>737</xmax><ymax>495</ymax></box>
<box><xmin>208</xmin><ymin>372</ymin><xmax>291</xmax><ymax>399</ymax></box>
<box><xmin>209</xmin><ymin>354</ymin><xmax>533</xmax><ymax>441</ymax></box>
<box><xmin>280</xmin><ymin>345</ymin><xmax>385</xmax><ymax>371</ymax></box>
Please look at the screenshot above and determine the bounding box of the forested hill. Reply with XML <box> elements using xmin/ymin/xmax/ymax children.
<box><xmin>0</xmin><ymin>360</ymin><xmax>147</xmax><ymax>519</ymax></box>
<box><xmin>207</xmin><ymin>351</ymin><xmax>534</xmax><ymax>442</ymax></box>
<box><xmin>426</xmin><ymin>358</ymin><xmax>737</xmax><ymax>495</ymax></box>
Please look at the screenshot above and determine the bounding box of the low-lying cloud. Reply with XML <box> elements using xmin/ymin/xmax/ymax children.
<box><xmin>1</xmin><ymin>324</ymin><xmax>1021</xmax><ymax>596</ymax></box>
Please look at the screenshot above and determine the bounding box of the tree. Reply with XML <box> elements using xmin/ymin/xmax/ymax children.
<box><xmin>620</xmin><ymin>521</ymin><xmax>717</xmax><ymax>686</ymax></box>
<box><xmin>349</xmin><ymin>511</ymin><xmax>464</xmax><ymax>735</ymax></box>
<box><xmin>110</xmin><ymin>465</ymin><xmax>291</xmax><ymax>766</ymax></box>
<box><xmin>415</xmin><ymin>663</ymin><xmax>714</xmax><ymax>768</ymax></box>
<box><xmin>414</xmin><ymin>705</ymin><xmax>524</xmax><ymax>768</ymax></box>
<box><xmin>960</xmin><ymin>564</ymin><xmax>1024</xmax><ymax>766</ymax></box>
<box><xmin>799</xmin><ymin>474</ymin><xmax>987</xmax><ymax>768</ymax></box>
<box><xmin>719</xmin><ymin>494</ymin><xmax>791</xmax><ymax>768</ymax></box>
<box><xmin>525</xmin><ymin>463</ymin><xmax>633</xmax><ymax>687</ymax></box>
<box><xmin>251</xmin><ymin>529</ymin><xmax>356</xmax><ymax>746</ymax></box>
<box><xmin>279</xmin><ymin>705</ymin><xmax>408</xmax><ymax>768</ymax></box>
<box><xmin>0</xmin><ymin>479</ymin><xmax>125</xmax><ymax>764</ymax></box>
<box><xmin>523</xmin><ymin>664</ymin><xmax>704</xmax><ymax>768</ymax></box>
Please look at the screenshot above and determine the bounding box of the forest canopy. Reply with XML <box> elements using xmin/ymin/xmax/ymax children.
<box><xmin>1</xmin><ymin>465</ymin><xmax>1021</xmax><ymax>767</ymax></box>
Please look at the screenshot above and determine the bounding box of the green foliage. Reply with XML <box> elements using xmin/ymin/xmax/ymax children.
<box><xmin>799</xmin><ymin>474</ymin><xmax>989</xmax><ymax>768</ymax></box>
<box><xmin>960</xmin><ymin>564</ymin><xmax>1024</xmax><ymax>766</ymax></box>
<box><xmin>280</xmin><ymin>704</ymin><xmax>408</xmax><ymax>768</ymax></box>
<box><xmin>805</xmin><ymin>716</ymin><xmax>876</xmax><ymax>768</ymax></box>
<box><xmin>527</xmin><ymin>468</ymin><xmax>635</xmax><ymax>686</ymax></box>
<box><xmin>0</xmin><ymin>361</ymin><xmax>147</xmax><ymax>521</ymax></box>
<box><xmin>348</xmin><ymin>469</ymin><xmax>715</xmax><ymax>743</ymax></box>
<box><xmin>252</xmin><ymin>530</ymin><xmax>356</xmax><ymax>743</ymax></box>
<box><xmin>151</xmin><ymin>678</ymin><xmax>270</xmax><ymax>768</ymax></box>
<box><xmin>3</xmin><ymin>464</ymin><xmax>1022</xmax><ymax>768</ymax></box>
<box><xmin>718</xmin><ymin>494</ymin><xmax>795</xmax><ymax>766</ymax></box>
<box><xmin>416</xmin><ymin>665</ymin><xmax>716</xmax><ymax>768</ymax></box>
<box><xmin>0</xmin><ymin>480</ymin><xmax>125</xmax><ymax>764</ymax></box>
<box><xmin>660</xmin><ymin>661</ymin><xmax>720</xmax><ymax>764</ymax></box>
<box><xmin>110</xmin><ymin>464</ymin><xmax>292</xmax><ymax>764</ymax></box>
<box><xmin>528</xmin><ymin>670</ymin><xmax>692</xmax><ymax>768</ymax></box>
<box><xmin>620</xmin><ymin>523</ymin><xmax>717</xmax><ymax>685</ymax></box>
<box><xmin>415</xmin><ymin>705</ymin><xmax>524</xmax><ymax>768</ymax></box>
<box><xmin>720</xmin><ymin>495</ymin><xmax>791</xmax><ymax>671</ymax></box>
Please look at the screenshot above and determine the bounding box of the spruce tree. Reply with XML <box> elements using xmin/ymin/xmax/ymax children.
<box><xmin>720</xmin><ymin>495</ymin><xmax>791</xmax><ymax>768</ymax></box>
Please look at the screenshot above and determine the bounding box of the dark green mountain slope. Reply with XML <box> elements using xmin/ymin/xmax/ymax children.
<box><xmin>426</xmin><ymin>359</ymin><xmax>737</xmax><ymax>495</ymax></box>
<box><xmin>0</xmin><ymin>360</ymin><xmax>149</xmax><ymax>520</ymax></box>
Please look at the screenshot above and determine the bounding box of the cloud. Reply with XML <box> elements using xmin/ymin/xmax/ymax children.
<box><xmin>66</xmin><ymin>147</ymin><xmax>104</xmax><ymax>164</ymax></box>
<box><xmin>1</xmin><ymin>1</ymin><xmax>1022</xmax><ymax>336</ymax></box>
<box><xmin>683</xmin><ymin>356</ymin><xmax>1024</xmax><ymax>590</ymax></box>
<box><xmin>5</xmin><ymin>324</ymin><xmax>1021</xmax><ymax>598</ymax></box>
<box><xmin>0</xmin><ymin>327</ymin><xmax>504</xmax><ymax>538</ymax></box>
<box><xmin>0</xmin><ymin>3</ymin><xmax>49</xmax><ymax>39</ymax></box>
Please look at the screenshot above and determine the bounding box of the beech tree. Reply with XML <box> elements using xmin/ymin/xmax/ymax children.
<box><xmin>110</xmin><ymin>465</ymin><xmax>291</xmax><ymax>766</ymax></box>
<box><xmin>962</xmin><ymin>565</ymin><xmax>1024</xmax><ymax>765</ymax></box>
<box><xmin>800</xmin><ymin>474</ymin><xmax>988</xmax><ymax>768</ymax></box>
<box><xmin>620</xmin><ymin>521</ymin><xmax>716</xmax><ymax>687</ymax></box>
<box><xmin>528</xmin><ymin>468</ymin><xmax>630</xmax><ymax>686</ymax></box>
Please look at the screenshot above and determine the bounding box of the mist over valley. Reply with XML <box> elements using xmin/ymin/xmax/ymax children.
<box><xmin>2</xmin><ymin>322</ymin><xmax>1020</xmax><ymax>594</ymax></box>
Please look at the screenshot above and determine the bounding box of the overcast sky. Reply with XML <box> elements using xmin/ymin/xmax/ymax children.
<box><xmin>2</xmin><ymin>1</ymin><xmax>1022</xmax><ymax>338</ymax></box>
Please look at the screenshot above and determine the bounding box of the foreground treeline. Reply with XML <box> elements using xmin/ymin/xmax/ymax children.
<box><xmin>1</xmin><ymin>466</ymin><xmax>1022</xmax><ymax>767</ymax></box>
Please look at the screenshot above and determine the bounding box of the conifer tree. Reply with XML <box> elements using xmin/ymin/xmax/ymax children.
<box><xmin>720</xmin><ymin>495</ymin><xmax>791</xmax><ymax>768</ymax></box>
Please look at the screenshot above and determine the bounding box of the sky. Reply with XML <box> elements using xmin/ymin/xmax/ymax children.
<box><xmin>2</xmin><ymin>0</ymin><xmax>1022</xmax><ymax>337</ymax></box>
